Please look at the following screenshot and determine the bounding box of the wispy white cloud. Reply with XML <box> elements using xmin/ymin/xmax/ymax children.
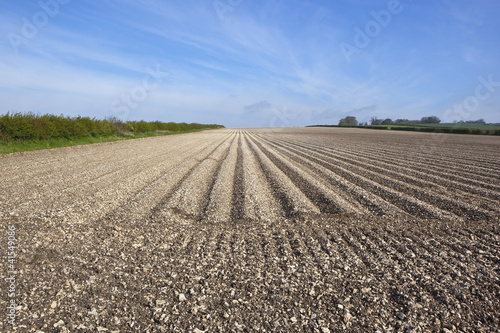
<box><xmin>0</xmin><ymin>0</ymin><xmax>499</xmax><ymax>126</ymax></box>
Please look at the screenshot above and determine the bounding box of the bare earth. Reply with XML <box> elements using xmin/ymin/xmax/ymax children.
<box><xmin>1</xmin><ymin>128</ymin><xmax>499</xmax><ymax>332</ymax></box>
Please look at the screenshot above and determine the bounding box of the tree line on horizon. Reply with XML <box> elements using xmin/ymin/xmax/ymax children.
<box><xmin>332</xmin><ymin>115</ymin><xmax>499</xmax><ymax>135</ymax></box>
<box><xmin>0</xmin><ymin>112</ymin><xmax>224</xmax><ymax>142</ymax></box>
<box><xmin>369</xmin><ymin>116</ymin><xmax>442</xmax><ymax>126</ymax></box>
<box><xmin>338</xmin><ymin>115</ymin><xmax>488</xmax><ymax>127</ymax></box>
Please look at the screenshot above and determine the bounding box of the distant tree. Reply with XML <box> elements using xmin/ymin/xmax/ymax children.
<box><xmin>370</xmin><ymin>117</ymin><xmax>383</xmax><ymax>125</ymax></box>
<box><xmin>382</xmin><ymin>118</ymin><xmax>394</xmax><ymax>125</ymax></box>
<box><xmin>465</xmin><ymin>119</ymin><xmax>486</xmax><ymax>124</ymax></box>
<box><xmin>430</xmin><ymin>116</ymin><xmax>441</xmax><ymax>123</ymax></box>
<box><xmin>345</xmin><ymin>116</ymin><xmax>358</xmax><ymax>127</ymax></box>
<box><xmin>338</xmin><ymin>116</ymin><xmax>358</xmax><ymax>127</ymax></box>
<box><xmin>421</xmin><ymin>116</ymin><xmax>441</xmax><ymax>124</ymax></box>
<box><xmin>394</xmin><ymin>119</ymin><xmax>409</xmax><ymax>125</ymax></box>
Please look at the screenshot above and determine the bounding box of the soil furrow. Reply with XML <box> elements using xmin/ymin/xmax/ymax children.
<box><xmin>270</xmin><ymin>133</ymin><xmax>500</xmax><ymax>185</ymax></box>
<box><xmin>251</xmin><ymin>135</ymin><xmax>361</xmax><ymax>215</ymax></box>
<box><xmin>239</xmin><ymin>133</ymin><xmax>281</xmax><ymax>222</ymax></box>
<box><xmin>272</xmin><ymin>135</ymin><xmax>500</xmax><ymax>205</ymax></box>
<box><xmin>245</xmin><ymin>134</ymin><xmax>319</xmax><ymax>218</ymax></box>
<box><xmin>2</xmin><ymin>127</ymin><xmax>499</xmax><ymax>332</ymax></box>
<box><xmin>260</xmin><ymin>135</ymin><xmax>455</xmax><ymax>220</ymax></box>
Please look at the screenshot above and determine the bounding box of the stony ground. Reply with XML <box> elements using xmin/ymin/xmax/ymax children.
<box><xmin>0</xmin><ymin>128</ymin><xmax>499</xmax><ymax>332</ymax></box>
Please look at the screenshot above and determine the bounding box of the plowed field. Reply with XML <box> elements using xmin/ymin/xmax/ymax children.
<box><xmin>1</xmin><ymin>128</ymin><xmax>499</xmax><ymax>332</ymax></box>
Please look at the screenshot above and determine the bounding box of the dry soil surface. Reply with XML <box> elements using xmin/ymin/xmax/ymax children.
<box><xmin>0</xmin><ymin>128</ymin><xmax>499</xmax><ymax>332</ymax></box>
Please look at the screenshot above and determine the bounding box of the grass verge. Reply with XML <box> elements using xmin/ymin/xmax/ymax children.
<box><xmin>0</xmin><ymin>129</ymin><xmax>207</xmax><ymax>154</ymax></box>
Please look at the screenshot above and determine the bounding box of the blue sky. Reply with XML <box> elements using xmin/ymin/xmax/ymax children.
<box><xmin>1</xmin><ymin>0</ymin><xmax>499</xmax><ymax>127</ymax></box>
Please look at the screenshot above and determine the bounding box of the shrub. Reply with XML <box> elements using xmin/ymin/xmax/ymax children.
<box><xmin>0</xmin><ymin>112</ymin><xmax>34</xmax><ymax>141</ymax></box>
<box><xmin>0</xmin><ymin>112</ymin><xmax>224</xmax><ymax>142</ymax></box>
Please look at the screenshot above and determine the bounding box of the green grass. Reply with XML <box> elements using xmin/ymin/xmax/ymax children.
<box><xmin>0</xmin><ymin>129</ymin><xmax>207</xmax><ymax>154</ymax></box>
<box><xmin>411</xmin><ymin>123</ymin><xmax>500</xmax><ymax>130</ymax></box>
<box><xmin>361</xmin><ymin>123</ymin><xmax>500</xmax><ymax>135</ymax></box>
<box><xmin>309</xmin><ymin>122</ymin><xmax>500</xmax><ymax>135</ymax></box>
<box><xmin>363</xmin><ymin>125</ymin><xmax>411</xmax><ymax>129</ymax></box>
